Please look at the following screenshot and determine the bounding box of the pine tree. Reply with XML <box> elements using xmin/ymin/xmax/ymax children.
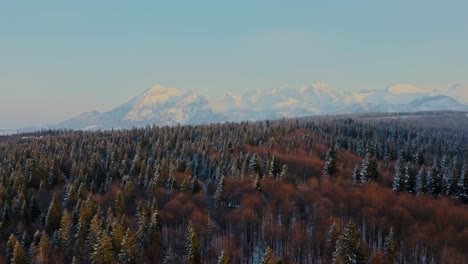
<box><xmin>323</xmin><ymin>148</ymin><xmax>339</xmax><ymax>176</ymax></box>
<box><xmin>415</xmin><ymin>166</ymin><xmax>426</xmax><ymax>195</ymax></box>
<box><xmin>392</xmin><ymin>158</ymin><xmax>404</xmax><ymax>192</ymax></box>
<box><xmin>35</xmin><ymin>231</ymin><xmax>51</xmax><ymax>264</ymax></box>
<box><xmin>147</xmin><ymin>210</ymin><xmax>162</xmax><ymax>260</ymax></box>
<box><xmin>185</xmin><ymin>222</ymin><xmax>201</xmax><ymax>264</ymax></box>
<box><xmin>118</xmin><ymin>228</ymin><xmax>137</xmax><ymax>264</ymax></box>
<box><xmin>429</xmin><ymin>165</ymin><xmax>443</xmax><ymax>198</ymax></box>
<box><xmin>135</xmin><ymin>207</ymin><xmax>148</xmax><ymax>250</ymax></box>
<box><xmin>248</xmin><ymin>154</ymin><xmax>261</xmax><ymax>177</ymax></box>
<box><xmin>217</xmin><ymin>250</ymin><xmax>230</xmax><ymax>264</ymax></box>
<box><xmin>7</xmin><ymin>234</ymin><xmax>20</xmax><ymax>263</ymax></box>
<box><xmin>45</xmin><ymin>193</ymin><xmax>62</xmax><ymax>233</ymax></box>
<box><xmin>360</xmin><ymin>153</ymin><xmax>370</xmax><ymax>183</ymax></box>
<box><xmin>457</xmin><ymin>164</ymin><xmax>468</xmax><ymax>203</ymax></box>
<box><xmin>115</xmin><ymin>191</ymin><xmax>125</xmax><ymax>218</ymax></box>
<box><xmin>367</xmin><ymin>158</ymin><xmax>381</xmax><ymax>182</ymax></box>
<box><xmin>87</xmin><ymin>213</ymin><xmax>103</xmax><ymax>251</ymax></box>
<box><xmin>260</xmin><ymin>246</ymin><xmax>275</xmax><ymax>264</ymax></box>
<box><xmin>333</xmin><ymin>221</ymin><xmax>365</xmax><ymax>264</ymax></box>
<box><xmin>213</xmin><ymin>174</ymin><xmax>226</xmax><ymax>208</ymax></box>
<box><xmin>384</xmin><ymin>226</ymin><xmax>398</xmax><ymax>264</ymax></box>
<box><xmin>268</xmin><ymin>155</ymin><xmax>281</xmax><ymax>178</ymax></box>
<box><xmin>111</xmin><ymin>220</ymin><xmax>124</xmax><ymax>256</ymax></box>
<box><xmin>91</xmin><ymin>232</ymin><xmax>114</xmax><ymax>264</ymax></box>
<box><xmin>11</xmin><ymin>242</ymin><xmax>28</xmax><ymax>264</ymax></box>
<box><xmin>352</xmin><ymin>163</ymin><xmax>361</xmax><ymax>184</ymax></box>
<box><xmin>326</xmin><ymin>222</ymin><xmax>339</xmax><ymax>258</ymax></box>
<box><xmin>58</xmin><ymin>210</ymin><xmax>73</xmax><ymax>253</ymax></box>
<box><xmin>279</xmin><ymin>164</ymin><xmax>289</xmax><ymax>181</ymax></box>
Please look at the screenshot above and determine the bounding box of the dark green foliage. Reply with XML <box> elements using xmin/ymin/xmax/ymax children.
<box><xmin>333</xmin><ymin>221</ymin><xmax>365</xmax><ymax>264</ymax></box>
<box><xmin>323</xmin><ymin>148</ymin><xmax>339</xmax><ymax>176</ymax></box>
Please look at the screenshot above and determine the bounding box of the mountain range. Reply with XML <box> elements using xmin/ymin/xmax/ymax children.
<box><xmin>6</xmin><ymin>83</ymin><xmax>468</xmax><ymax>132</ymax></box>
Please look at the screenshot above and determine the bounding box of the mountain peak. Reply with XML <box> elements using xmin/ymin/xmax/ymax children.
<box><xmin>56</xmin><ymin>83</ymin><xmax>468</xmax><ymax>130</ymax></box>
<box><xmin>141</xmin><ymin>84</ymin><xmax>185</xmax><ymax>105</ymax></box>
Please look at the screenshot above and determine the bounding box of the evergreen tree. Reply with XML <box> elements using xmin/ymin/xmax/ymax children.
<box><xmin>248</xmin><ymin>154</ymin><xmax>261</xmax><ymax>177</ymax></box>
<box><xmin>403</xmin><ymin>162</ymin><xmax>416</xmax><ymax>193</ymax></box>
<box><xmin>352</xmin><ymin>163</ymin><xmax>361</xmax><ymax>184</ymax></box>
<box><xmin>260</xmin><ymin>246</ymin><xmax>275</xmax><ymax>264</ymax></box>
<box><xmin>217</xmin><ymin>250</ymin><xmax>230</xmax><ymax>264</ymax></box>
<box><xmin>111</xmin><ymin>221</ymin><xmax>124</xmax><ymax>257</ymax></box>
<box><xmin>326</xmin><ymin>222</ymin><xmax>339</xmax><ymax>258</ymax></box>
<box><xmin>429</xmin><ymin>165</ymin><xmax>443</xmax><ymax>198</ymax></box>
<box><xmin>87</xmin><ymin>213</ymin><xmax>103</xmax><ymax>251</ymax></box>
<box><xmin>118</xmin><ymin>228</ymin><xmax>137</xmax><ymax>264</ymax></box>
<box><xmin>279</xmin><ymin>164</ymin><xmax>289</xmax><ymax>181</ymax></box>
<box><xmin>367</xmin><ymin>158</ymin><xmax>381</xmax><ymax>182</ymax></box>
<box><xmin>7</xmin><ymin>234</ymin><xmax>20</xmax><ymax>263</ymax></box>
<box><xmin>415</xmin><ymin>166</ymin><xmax>426</xmax><ymax>195</ymax></box>
<box><xmin>58</xmin><ymin>210</ymin><xmax>73</xmax><ymax>254</ymax></box>
<box><xmin>135</xmin><ymin>207</ymin><xmax>148</xmax><ymax>250</ymax></box>
<box><xmin>333</xmin><ymin>221</ymin><xmax>365</xmax><ymax>264</ymax></box>
<box><xmin>360</xmin><ymin>153</ymin><xmax>371</xmax><ymax>183</ymax></box>
<box><xmin>91</xmin><ymin>232</ymin><xmax>114</xmax><ymax>264</ymax></box>
<box><xmin>45</xmin><ymin>193</ymin><xmax>62</xmax><ymax>233</ymax></box>
<box><xmin>268</xmin><ymin>155</ymin><xmax>281</xmax><ymax>178</ymax></box>
<box><xmin>185</xmin><ymin>222</ymin><xmax>201</xmax><ymax>264</ymax></box>
<box><xmin>213</xmin><ymin>175</ymin><xmax>226</xmax><ymax>208</ymax></box>
<box><xmin>457</xmin><ymin>164</ymin><xmax>468</xmax><ymax>203</ymax></box>
<box><xmin>323</xmin><ymin>148</ymin><xmax>339</xmax><ymax>176</ymax></box>
<box><xmin>35</xmin><ymin>231</ymin><xmax>51</xmax><ymax>264</ymax></box>
<box><xmin>392</xmin><ymin>158</ymin><xmax>404</xmax><ymax>192</ymax></box>
<box><xmin>11</xmin><ymin>241</ymin><xmax>28</xmax><ymax>264</ymax></box>
<box><xmin>384</xmin><ymin>226</ymin><xmax>398</xmax><ymax>264</ymax></box>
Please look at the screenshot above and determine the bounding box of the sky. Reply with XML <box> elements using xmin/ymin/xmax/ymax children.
<box><xmin>1</xmin><ymin>0</ymin><xmax>467</xmax><ymax>129</ymax></box>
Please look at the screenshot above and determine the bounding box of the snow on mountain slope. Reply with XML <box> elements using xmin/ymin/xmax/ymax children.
<box><xmin>56</xmin><ymin>83</ymin><xmax>468</xmax><ymax>130</ymax></box>
<box><xmin>58</xmin><ymin>85</ymin><xmax>221</xmax><ymax>130</ymax></box>
<box><xmin>405</xmin><ymin>95</ymin><xmax>468</xmax><ymax>112</ymax></box>
<box><xmin>436</xmin><ymin>83</ymin><xmax>468</xmax><ymax>104</ymax></box>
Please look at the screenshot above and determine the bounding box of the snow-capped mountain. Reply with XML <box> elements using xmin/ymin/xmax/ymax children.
<box><xmin>56</xmin><ymin>83</ymin><xmax>468</xmax><ymax>130</ymax></box>
<box><xmin>58</xmin><ymin>85</ymin><xmax>222</xmax><ymax>130</ymax></box>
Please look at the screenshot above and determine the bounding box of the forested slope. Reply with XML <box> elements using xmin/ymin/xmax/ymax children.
<box><xmin>0</xmin><ymin>111</ymin><xmax>467</xmax><ymax>263</ymax></box>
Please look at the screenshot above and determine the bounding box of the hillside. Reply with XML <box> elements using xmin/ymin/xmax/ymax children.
<box><xmin>0</xmin><ymin>111</ymin><xmax>467</xmax><ymax>263</ymax></box>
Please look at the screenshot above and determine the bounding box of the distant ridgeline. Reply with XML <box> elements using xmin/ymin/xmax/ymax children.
<box><xmin>0</xmin><ymin>111</ymin><xmax>467</xmax><ymax>263</ymax></box>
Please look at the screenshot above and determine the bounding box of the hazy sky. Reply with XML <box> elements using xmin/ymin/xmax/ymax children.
<box><xmin>1</xmin><ymin>1</ymin><xmax>467</xmax><ymax>129</ymax></box>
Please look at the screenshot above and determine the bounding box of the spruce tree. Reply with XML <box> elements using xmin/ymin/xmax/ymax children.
<box><xmin>217</xmin><ymin>250</ymin><xmax>230</xmax><ymax>264</ymax></box>
<box><xmin>352</xmin><ymin>163</ymin><xmax>361</xmax><ymax>184</ymax></box>
<box><xmin>118</xmin><ymin>228</ymin><xmax>137</xmax><ymax>264</ymax></box>
<box><xmin>323</xmin><ymin>148</ymin><xmax>339</xmax><ymax>176</ymax></box>
<box><xmin>333</xmin><ymin>221</ymin><xmax>365</xmax><ymax>264</ymax></box>
<box><xmin>260</xmin><ymin>246</ymin><xmax>275</xmax><ymax>264</ymax></box>
<box><xmin>45</xmin><ymin>193</ymin><xmax>62</xmax><ymax>234</ymax></box>
<box><xmin>91</xmin><ymin>232</ymin><xmax>114</xmax><ymax>264</ymax></box>
<box><xmin>384</xmin><ymin>226</ymin><xmax>398</xmax><ymax>264</ymax></box>
<box><xmin>185</xmin><ymin>222</ymin><xmax>201</xmax><ymax>264</ymax></box>
<box><xmin>11</xmin><ymin>242</ymin><xmax>28</xmax><ymax>264</ymax></box>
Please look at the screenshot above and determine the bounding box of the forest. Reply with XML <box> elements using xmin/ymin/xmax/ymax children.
<box><xmin>0</xmin><ymin>111</ymin><xmax>467</xmax><ymax>264</ymax></box>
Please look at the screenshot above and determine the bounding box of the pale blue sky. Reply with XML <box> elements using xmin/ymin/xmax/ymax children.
<box><xmin>1</xmin><ymin>1</ymin><xmax>467</xmax><ymax>129</ymax></box>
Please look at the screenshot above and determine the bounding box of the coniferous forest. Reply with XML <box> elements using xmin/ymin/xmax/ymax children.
<box><xmin>0</xmin><ymin>111</ymin><xmax>467</xmax><ymax>264</ymax></box>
